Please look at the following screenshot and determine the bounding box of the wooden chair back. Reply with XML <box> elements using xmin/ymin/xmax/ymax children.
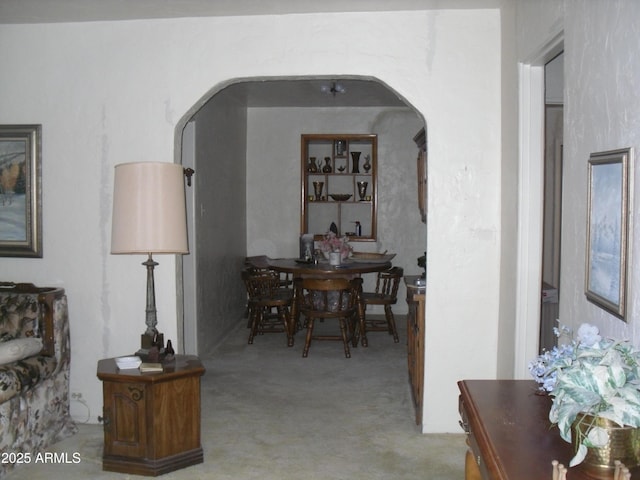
<box><xmin>372</xmin><ymin>266</ymin><xmax>403</xmax><ymax>301</ymax></box>
<box><xmin>298</xmin><ymin>277</ymin><xmax>360</xmax><ymax>318</ymax></box>
<box><xmin>242</xmin><ymin>268</ymin><xmax>281</xmax><ymax>300</ymax></box>
<box><xmin>296</xmin><ymin>277</ymin><xmax>363</xmax><ymax>358</ymax></box>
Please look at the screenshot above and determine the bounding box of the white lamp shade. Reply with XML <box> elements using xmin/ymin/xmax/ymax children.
<box><xmin>111</xmin><ymin>162</ymin><xmax>189</xmax><ymax>254</ymax></box>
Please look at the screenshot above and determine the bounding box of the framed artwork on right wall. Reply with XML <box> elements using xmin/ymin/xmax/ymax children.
<box><xmin>585</xmin><ymin>147</ymin><xmax>633</xmax><ymax>320</ymax></box>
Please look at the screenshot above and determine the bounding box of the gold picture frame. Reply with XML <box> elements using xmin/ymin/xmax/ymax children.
<box><xmin>0</xmin><ymin>125</ymin><xmax>42</xmax><ymax>257</ymax></box>
<box><xmin>585</xmin><ymin>147</ymin><xmax>633</xmax><ymax>319</ymax></box>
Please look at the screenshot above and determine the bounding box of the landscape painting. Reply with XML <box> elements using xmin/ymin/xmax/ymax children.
<box><xmin>0</xmin><ymin>125</ymin><xmax>42</xmax><ymax>257</ymax></box>
<box><xmin>585</xmin><ymin>148</ymin><xmax>632</xmax><ymax>319</ymax></box>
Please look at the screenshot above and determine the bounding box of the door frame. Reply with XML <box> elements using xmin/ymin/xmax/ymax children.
<box><xmin>514</xmin><ymin>32</ymin><xmax>564</xmax><ymax>378</ymax></box>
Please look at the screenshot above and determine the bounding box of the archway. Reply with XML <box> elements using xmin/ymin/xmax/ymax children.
<box><xmin>173</xmin><ymin>76</ymin><xmax>427</xmax><ymax>356</ymax></box>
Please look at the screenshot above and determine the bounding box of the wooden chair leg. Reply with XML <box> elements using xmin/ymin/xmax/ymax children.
<box><xmin>356</xmin><ymin>297</ymin><xmax>368</xmax><ymax>347</ymax></box>
<box><xmin>350</xmin><ymin>312</ymin><xmax>360</xmax><ymax>347</ymax></box>
<box><xmin>384</xmin><ymin>305</ymin><xmax>399</xmax><ymax>343</ymax></box>
<box><xmin>339</xmin><ymin>317</ymin><xmax>351</xmax><ymax>358</ymax></box>
<box><xmin>302</xmin><ymin>317</ymin><xmax>314</xmax><ymax>357</ymax></box>
<box><xmin>279</xmin><ymin>306</ymin><xmax>294</xmax><ymax>347</ymax></box>
<box><xmin>248</xmin><ymin>307</ymin><xmax>262</xmax><ymax>344</ymax></box>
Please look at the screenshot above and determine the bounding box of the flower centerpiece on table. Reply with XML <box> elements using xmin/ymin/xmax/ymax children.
<box><xmin>318</xmin><ymin>231</ymin><xmax>352</xmax><ymax>261</ymax></box>
<box><xmin>529</xmin><ymin>323</ymin><xmax>640</xmax><ymax>467</ymax></box>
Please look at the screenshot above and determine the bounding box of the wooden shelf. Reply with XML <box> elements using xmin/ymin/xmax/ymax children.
<box><xmin>301</xmin><ymin>134</ymin><xmax>377</xmax><ymax>241</ymax></box>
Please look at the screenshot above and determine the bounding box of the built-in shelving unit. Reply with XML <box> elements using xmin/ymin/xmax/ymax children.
<box><xmin>300</xmin><ymin>134</ymin><xmax>377</xmax><ymax>241</ymax></box>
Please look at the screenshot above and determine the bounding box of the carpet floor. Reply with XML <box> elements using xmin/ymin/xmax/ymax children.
<box><xmin>7</xmin><ymin>315</ymin><xmax>466</xmax><ymax>479</ymax></box>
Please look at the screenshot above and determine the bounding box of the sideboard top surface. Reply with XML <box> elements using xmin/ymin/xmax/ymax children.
<box><xmin>458</xmin><ymin>379</ymin><xmax>593</xmax><ymax>480</ymax></box>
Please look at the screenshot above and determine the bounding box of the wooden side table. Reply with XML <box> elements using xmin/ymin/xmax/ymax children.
<box><xmin>97</xmin><ymin>355</ymin><xmax>205</xmax><ymax>476</ymax></box>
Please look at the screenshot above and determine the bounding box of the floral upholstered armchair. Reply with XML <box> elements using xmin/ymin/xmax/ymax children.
<box><xmin>0</xmin><ymin>283</ymin><xmax>77</xmax><ymax>477</ymax></box>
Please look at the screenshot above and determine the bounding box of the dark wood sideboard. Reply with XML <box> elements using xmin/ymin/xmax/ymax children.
<box><xmin>458</xmin><ymin>379</ymin><xmax>597</xmax><ymax>480</ymax></box>
<box><xmin>405</xmin><ymin>276</ymin><xmax>425</xmax><ymax>427</ymax></box>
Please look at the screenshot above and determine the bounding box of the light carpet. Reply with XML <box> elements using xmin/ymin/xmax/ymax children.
<box><xmin>7</xmin><ymin>316</ymin><xmax>466</xmax><ymax>479</ymax></box>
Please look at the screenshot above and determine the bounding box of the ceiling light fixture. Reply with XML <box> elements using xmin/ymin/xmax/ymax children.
<box><xmin>321</xmin><ymin>82</ymin><xmax>346</xmax><ymax>97</ymax></box>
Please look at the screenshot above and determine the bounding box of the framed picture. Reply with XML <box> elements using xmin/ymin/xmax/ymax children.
<box><xmin>585</xmin><ymin>147</ymin><xmax>633</xmax><ymax>319</ymax></box>
<box><xmin>0</xmin><ymin>125</ymin><xmax>42</xmax><ymax>257</ymax></box>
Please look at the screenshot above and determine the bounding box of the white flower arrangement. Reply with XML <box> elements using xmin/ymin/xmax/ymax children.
<box><xmin>529</xmin><ymin>323</ymin><xmax>640</xmax><ymax>466</ymax></box>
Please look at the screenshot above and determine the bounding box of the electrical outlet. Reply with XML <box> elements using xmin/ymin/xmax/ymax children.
<box><xmin>71</xmin><ymin>391</ymin><xmax>91</xmax><ymax>423</ymax></box>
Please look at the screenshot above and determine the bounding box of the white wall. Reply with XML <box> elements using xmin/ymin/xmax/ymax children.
<box><xmin>421</xmin><ymin>11</ymin><xmax>502</xmax><ymax>431</ymax></box>
<box><xmin>0</xmin><ymin>9</ymin><xmax>502</xmax><ymax>432</ymax></box>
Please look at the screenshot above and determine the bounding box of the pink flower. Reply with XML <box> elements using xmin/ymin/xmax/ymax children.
<box><xmin>318</xmin><ymin>232</ymin><xmax>352</xmax><ymax>257</ymax></box>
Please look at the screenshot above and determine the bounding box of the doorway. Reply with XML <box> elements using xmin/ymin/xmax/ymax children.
<box><xmin>176</xmin><ymin>76</ymin><xmax>426</xmax><ymax>356</ymax></box>
<box><xmin>514</xmin><ymin>33</ymin><xmax>564</xmax><ymax>378</ymax></box>
<box><xmin>539</xmin><ymin>52</ymin><xmax>564</xmax><ymax>353</ymax></box>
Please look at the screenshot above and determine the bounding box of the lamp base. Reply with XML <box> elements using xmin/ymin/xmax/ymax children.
<box><xmin>139</xmin><ymin>332</ymin><xmax>164</xmax><ymax>351</ymax></box>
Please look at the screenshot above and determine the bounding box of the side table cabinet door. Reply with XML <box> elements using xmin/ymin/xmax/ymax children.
<box><xmin>103</xmin><ymin>382</ymin><xmax>147</xmax><ymax>458</ymax></box>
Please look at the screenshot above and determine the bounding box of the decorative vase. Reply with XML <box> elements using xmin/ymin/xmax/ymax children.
<box><xmin>357</xmin><ymin>181</ymin><xmax>368</xmax><ymax>201</ymax></box>
<box><xmin>322</xmin><ymin>250</ymin><xmax>349</xmax><ymax>262</ymax></box>
<box><xmin>322</xmin><ymin>157</ymin><xmax>332</xmax><ymax>173</ymax></box>
<box><xmin>308</xmin><ymin>157</ymin><xmax>318</xmax><ymax>173</ymax></box>
<box><xmin>336</xmin><ymin>140</ymin><xmax>346</xmax><ymax>156</ymax></box>
<box><xmin>572</xmin><ymin>414</ymin><xmax>640</xmax><ymax>479</ymax></box>
<box><xmin>351</xmin><ymin>151</ymin><xmax>361</xmax><ymax>173</ymax></box>
<box><xmin>363</xmin><ymin>155</ymin><xmax>371</xmax><ymax>173</ymax></box>
<box><xmin>312</xmin><ymin>181</ymin><xmax>324</xmax><ymax>201</ymax></box>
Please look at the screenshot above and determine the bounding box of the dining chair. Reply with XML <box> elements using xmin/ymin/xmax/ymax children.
<box><xmin>241</xmin><ymin>268</ymin><xmax>294</xmax><ymax>346</ymax></box>
<box><xmin>245</xmin><ymin>255</ymin><xmax>293</xmax><ymax>288</ymax></box>
<box><xmin>360</xmin><ymin>266</ymin><xmax>403</xmax><ymax>343</ymax></box>
<box><xmin>296</xmin><ymin>276</ymin><xmax>363</xmax><ymax>358</ymax></box>
<box><xmin>243</xmin><ymin>256</ymin><xmax>292</xmax><ymax>328</ymax></box>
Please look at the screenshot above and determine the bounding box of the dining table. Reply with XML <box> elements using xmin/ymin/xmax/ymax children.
<box><xmin>263</xmin><ymin>256</ymin><xmax>395</xmax><ymax>348</ymax></box>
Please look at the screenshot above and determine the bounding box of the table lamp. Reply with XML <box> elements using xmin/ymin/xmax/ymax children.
<box><xmin>111</xmin><ymin>161</ymin><xmax>189</xmax><ymax>354</ymax></box>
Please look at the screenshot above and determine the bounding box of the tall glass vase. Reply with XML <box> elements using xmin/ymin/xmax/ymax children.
<box><xmin>351</xmin><ymin>151</ymin><xmax>361</xmax><ymax>173</ymax></box>
<box><xmin>357</xmin><ymin>181</ymin><xmax>368</xmax><ymax>201</ymax></box>
<box><xmin>313</xmin><ymin>181</ymin><xmax>324</xmax><ymax>201</ymax></box>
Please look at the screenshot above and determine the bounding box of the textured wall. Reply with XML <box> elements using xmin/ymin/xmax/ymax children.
<box><xmin>516</xmin><ymin>0</ymin><xmax>640</xmax><ymax>344</ymax></box>
<box><xmin>0</xmin><ymin>9</ymin><xmax>503</xmax><ymax>431</ymax></box>
<box><xmin>560</xmin><ymin>0</ymin><xmax>640</xmax><ymax>342</ymax></box>
<box><xmin>192</xmin><ymin>95</ymin><xmax>248</xmax><ymax>356</ymax></box>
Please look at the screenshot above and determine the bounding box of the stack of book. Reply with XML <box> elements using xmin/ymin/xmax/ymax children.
<box><xmin>139</xmin><ymin>363</ymin><xmax>163</xmax><ymax>373</ymax></box>
<box><xmin>115</xmin><ymin>356</ymin><xmax>142</xmax><ymax>370</ymax></box>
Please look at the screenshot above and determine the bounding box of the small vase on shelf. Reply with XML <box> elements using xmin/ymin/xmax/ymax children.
<box><xmin>322</xmin><ymin>157</ymin><xmax>332</xmax><ymax>173</ymax></box>
<box><xmin>308</xmin><ymin>157</ymin><xmax>318</xmax><ymax>173</ymax></box>
<box><xmin>357</xmin><ymin>181</ymin><xmax>368</xmax><ymax>201</ymax></box>
<box><xmin>313</xmin><ymin>181</ymin><xmax>324</xmax><ymax>201</ymax></box>
<box><xmin>363</xmin><ymin>155</ymin><xmax>371</xmax><ymax>173</ymax></box>
<box><xmin>351</xmin><ymin>152</ymin><xmax>361</xmax><ymax>173</ymax></box>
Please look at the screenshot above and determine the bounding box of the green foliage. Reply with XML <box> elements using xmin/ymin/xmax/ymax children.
<box><xmin>542</xmin><ymin>325</ymin><xmax>640</xmax><ymax>466</ymax></box>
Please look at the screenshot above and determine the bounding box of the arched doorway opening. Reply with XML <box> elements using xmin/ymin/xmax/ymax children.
<box><xmin>174</xmin><ymin>76</ymin><xmax>427</xmax><ymax>357</ymax></box>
